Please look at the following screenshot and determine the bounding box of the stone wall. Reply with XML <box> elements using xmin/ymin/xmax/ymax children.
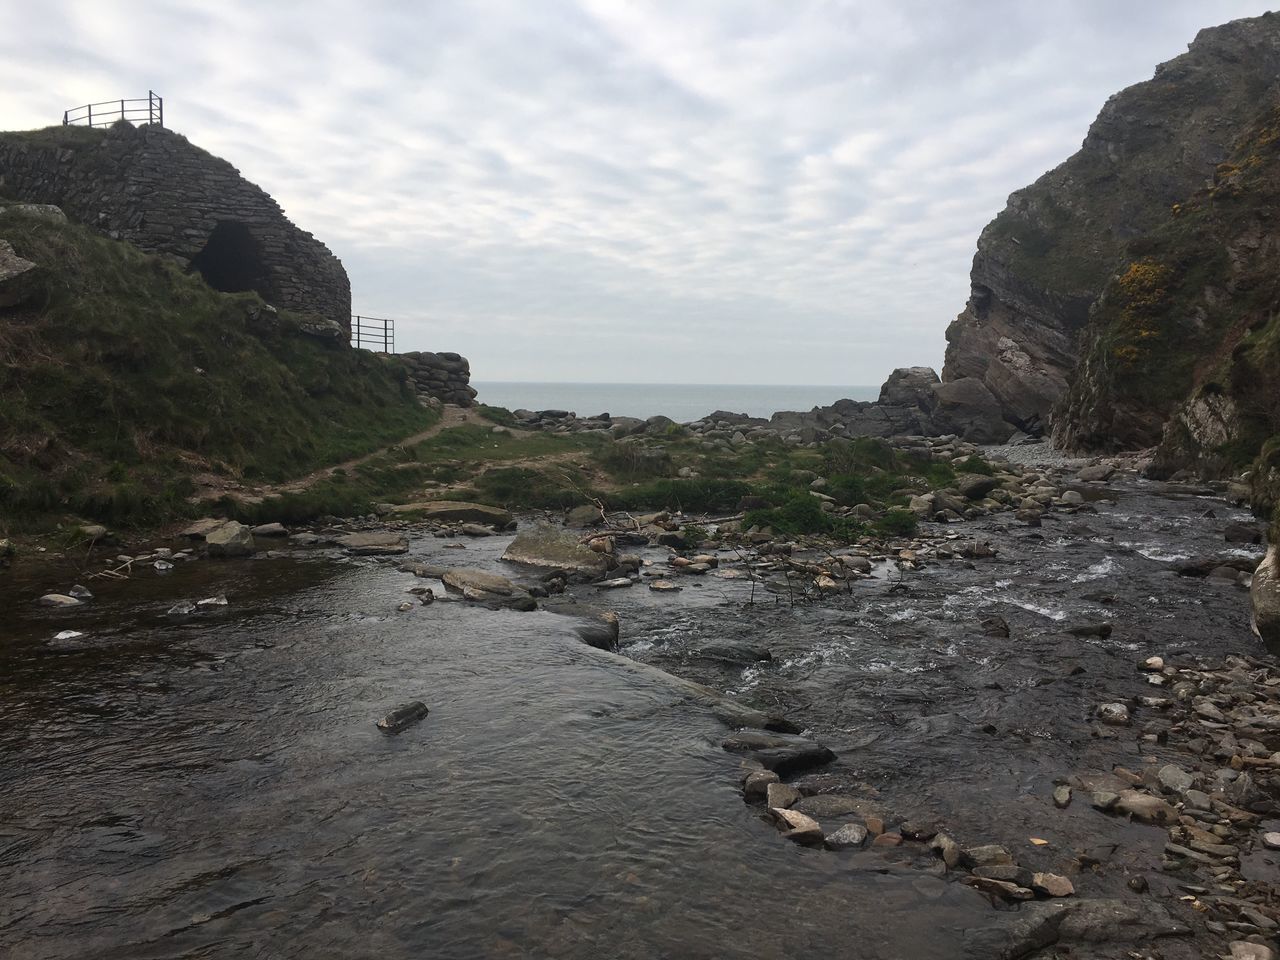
<box><xmin>399</xmin><ymin>351</ymin><xmax>476</xmax><ymax>407</ymax></box>
<box><xmin>0</xmin><ymin>122</ymin><xmax>350</xmax><ymax>330</ymax></box>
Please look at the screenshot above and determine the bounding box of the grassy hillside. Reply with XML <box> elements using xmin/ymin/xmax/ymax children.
<box><xmin>0</xmin><ymin>212</ymin><xmax>433</xmax><ymax>530</ymax></box>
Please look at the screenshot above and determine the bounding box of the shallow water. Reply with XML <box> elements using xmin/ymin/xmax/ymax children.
<box><xmin>0</xmin><ymin>480</ymin><xmax>1266</xmax><ymax>959</ymax></box>
<box><xmin>1</xmin><ymin>555</ymin><xmax>985</xmax><ymax>960</ymax></box>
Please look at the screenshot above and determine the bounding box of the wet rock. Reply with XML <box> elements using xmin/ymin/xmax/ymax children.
<box><xmin>565</xmin><ymin>505</ymin><xmax>604</xmax><ymax>527</ymax></box>
<box><xmin>743</xmin><ymin>770</ymin><xmax>779</xmax><ymax>802</ymax></box>
<box><xmin>824</xmin><ymin>822</ymin><xmax>868</xmax><ymax>850</ymax></box>
<box><xmin>1261</xmin><ymin>832</ymin><xmax>1280</xmax><ymax>850</ymax></box>
<box><xmin>1225</xmin><ymin>522</ymin><xmax>1265</xmax><ymax>545</ymax></box>
<box><xmin>1251</xmin><ymin>545</ymin><xmax>1280</xmax><ymax>655</ymax></box>
<box><xmin>720</xmin><ymin>730</ymin><xmax>836</xmax><ymax>776</ymax></box>
<box><xmin>929</xmin><ymin>832</ymin><xmax>963</xmax><ymax>868</ymax></box>
<box><xmin>765</xmin><ymin>782</ymin><xmax>801</xmax><ymax>809</ymax></box>
<box><xmin>1054</xmin><ymin>898</ymin><xmax>1190</xmax><ymax>942</ymax></box>
<box><xmin>1053</xmin><ymin>785</ymin><xmax>1072</xmax><ymax>808</ymax></box>
<box><xmin>1157</xmin><ymin>764</ymin><xmax>1195</xmax><ymax>795</ymax></box>
<box><xmin>769</xmin><ymin>807</ymin><xmax>824</xmax><ymax>845</ymax></box>
<box><xmin>900</xmin><ymin>820</ymin><xmax>939</xmax><ymax>842</ymax></box>
<box><xmin>648</xmin><ymin>579</ymin><xmax>681</xmax><ymax>592</ymax></box>
<box><xmin>251</xmin><ymin>522</ymin><xmax>288</xmax><ymax>537</ymax></box>
<box><xmin>37</xmin><ymin>593</ymin><xmax>82</xmax><ymax>607</ymax></box>
<box><xmin>337</xmin><ymin>531</ymin><xmax>408</xmax><ymax>556</ymax></box>
<box><xmin>399</xmin><ymin>561</ymin><xmax>449</xmax><ymax>579</ymax></box>
<box><xmin>872</xmin><ymin>832</ymin><xmax>903</xmax><ymax>847</ymax></box>
<box><xmin>981</xmin><ymin>615</ymin><xmax>1011</xmax><ymax>638</ymax></box>
<box><xmin>1095</xmin><ymin>702</ymin><xmax>1130</xmax><ymax>726</ymax></box>
<box><xmin>458</xmin><ymin>523</ymin><xmax>495</xmax><ymax>537</ymax></box>
<box><xmin>963</xmin><ymin>876</ymin><xmax>1034</xmax><ymax>900</ymax></box>
<box><xmin>441</xmin><ymin>568</ymin><xmax>515</xmax><ymax>596</ymax></box>
<box><xmin>1031</xmin><ymin>872</ymin><xmax>1075</xmax><ymax>897</ymax></box>
<box><xmin>595</xmin><ymin>577</ymin><xmax>633</xmax><ymax>589</ymax></box>
<box><xmin>375</xmin><ymin>700</ymin><xmax>429</xmax><ymax>734</ymax></box>
<box><xmin>1114</xmin><ymin>789</ymin><xmax>1178</xmax><ymax>825</ymax></box>
<box><xmin>790</xmin><ymin>794</ymin><xmax>864</xmax><ymax>820</ymax></box>
<box><xmin>1060</xmin><ymin>490</ymin><xmax>1085</xmax><ymax>506</ymax></box>
<box><xmin>963</xmin><ymin>844</ymin><xmax>1013</xmax><ymax>868</ymax></box>
<box><xmin>207</xmin><ymin>521</ymin><xmax>255</xmax><ymax>557</ymax></box>
<box><xmin>389</xmin><ymin>501</ymin><xmax>514</xmax><ymax>528</ymax></box>
<box><xmin>501</xmin><ymin>524</ymin><xmax>609</xmax><ymax>575</ymax></box>
<box><xmin>166</xmin><ymin>600</ymin><xmax>197</xmax><ymax>617</ymax></box>
<box><xmin>1066</xmin><ymin>622</ymin><xmax>1112</xmax><ymax>639</ymax></box>
<box><xmin>68</xmin><ymin>584</ymin><xmax>93</xmax><ymax>600</ymax></box>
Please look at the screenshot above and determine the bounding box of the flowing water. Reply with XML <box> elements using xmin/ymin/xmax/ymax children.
<box><xmin>0</xmin><ymin>478</ymin><xmax>1266</xmax><ymax>959</ymax></box>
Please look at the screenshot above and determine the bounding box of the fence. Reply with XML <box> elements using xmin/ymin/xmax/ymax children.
<box><xmin>351</xmin><ymin>315</ymin><xmax>395</xmax><ymax>353</ymax></box>
<box><xmin>63</xmin><ymin>91</ymin><xmax>164</xmax><ymax>128</ymax></box>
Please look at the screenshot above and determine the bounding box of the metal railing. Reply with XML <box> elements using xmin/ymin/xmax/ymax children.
<box><xmin>351</xmin><ymin>315</ymin><xmax>395</xmax><ymax>353</ymax></box>
<box><xmin>63</xmin><ymin>91</ymin><xmax>163</xmax><ymax>128</ymax></box>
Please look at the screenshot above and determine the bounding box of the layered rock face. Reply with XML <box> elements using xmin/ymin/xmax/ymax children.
<box><xmin>0</xmin><ymin>122</ymin><xmax>350</xmax><ymax>330</ymax></box>
<box><xmin>399</xmin><ymin>351</ymin><xmax>476</xmax><ymax>407</ymax></box>
<box><xmin>944</xmin><ymin>12</ymin><xmax>1280</xmax><ymax>436</ymax></box>
<box><xmin>1054</xmin><ymin>100</ymin><xmax>1280</xmax><ymax>510</ymax></box>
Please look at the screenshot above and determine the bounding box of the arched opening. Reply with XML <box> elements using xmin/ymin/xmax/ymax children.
<box><xmin>189</xmin><ymin>221</ymin><xmax>269</xmax><ymax>295</ymax></box>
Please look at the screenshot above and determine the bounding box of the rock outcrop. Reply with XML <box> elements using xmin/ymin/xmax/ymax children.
<box><xmin>1053</xmin><ymin>97</ymin><xmax>1280</xmax><ymax>509</ymax></box>
<box><xmin>0</xmin><ymin>121</ymin><xmax>350</xmax><ymax>330</ymax></box>
<box><xmin>1252</xmin><ymin>545</ymin><xmax>1280</xmax><ymax>655</ymax></box>
<box><xmin>398</xmin><ymin>351</ymin><xmax>476</xmax><ymax>407</ymax></box>
<box><xmin>944</xmin><ymin>12</ymin><xmax>1280</xmax><ymax>437</ymax></box>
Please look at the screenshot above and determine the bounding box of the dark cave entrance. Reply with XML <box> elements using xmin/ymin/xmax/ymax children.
<box><xmin>190</xmin><ymin>221</ymin><xmax>269</xmax><ymax>295</ymax></box>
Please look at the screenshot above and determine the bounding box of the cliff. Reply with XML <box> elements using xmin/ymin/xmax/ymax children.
<box><xmin>943</xmin><ymin>12</ymin><xmax>1280</xmax><ymax>436</ymax></box>
<box><xmin>1055</xmin><ymin>100</ymin><xmax>1280</xmax><ymax>511</ymax></box>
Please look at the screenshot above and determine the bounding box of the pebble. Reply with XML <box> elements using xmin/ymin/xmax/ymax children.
<box><xmin>37</xmin><ymin>594</ymin><xmax>82</xmax><ymax>607</ymax></box>
<box><xmin>1053</xmin><ymin>785</ymin><xmax>1072</xmax><ymax>808</ymax></box>
<box><xmin>1031</xmin><ymin>872</ymin><xmax>1074</xmax><ymax>897</ymax></box>
<box><xmin>1261</xmin><ymin>832</ymin><xmax>1280</xmax><ymax>850</ymax></box>
<box><xmin>68</xmin><ymin>584</ymin><xmax>93</xmax><ymax>600</ymax></box>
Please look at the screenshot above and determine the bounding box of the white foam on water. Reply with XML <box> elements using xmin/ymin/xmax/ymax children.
<box><xmin>1001</xmin><ymin>598</ymin><xmax>1068</xmax><ymax>621</ymax></box>
<box><xmin>729</xmin><ymin>665</ymin><xmax>762</xmax><ymax>695</ymax></box>
<box><xmin>1072</xmin><ymin>557</ymin><xmax>1118</xmax><ymax>583</ymax></box>
<box><xmin>1121</xmin><ymin>542</ymin><xmax>1192</xmax><ymax>562</ymax></box>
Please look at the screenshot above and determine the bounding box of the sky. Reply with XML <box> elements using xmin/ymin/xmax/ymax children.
<box><xmin>2</xmin><ymin>1</ymin><xmax>1276</xmax><ymax>385</ymax></box>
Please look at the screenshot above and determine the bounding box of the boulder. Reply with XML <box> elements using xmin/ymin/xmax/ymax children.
<box><xmin>181</xmin><ymin>517</ymin><xmax>230</xmax><ymax>540</ymax></box>
<box><xmin>930</xmin><ymin>378</ymin><xmax>1017</xmax><ymax>444</ymax></box>
<box><xmin>501</xmin><ymin>524</ymin><xmax>609</xmax><ymax>575</ymax></box>
<box><xmin>251</xmin><ymin>522</ymin><xmax>288</xmax><ymax>537</ymax></box>
<box><xmin>390</xmin><ymin>500</ymin><xmax>514</xmax><ymax>528</ymax></box>
<box><xmin>37</xmin><ymin>593</ymin><xmax>82</xmax><ymax>607</ymax></box>
<box><xmin>0</xmin><ymin>203</ymin><xmax>67</xmax><ymax>224</ymax></box>
<box><xmin>769</xmin><ymin>807</ymin><xmax>825</xmax><ymax>845</ymax></box>
<box><xmin>877</xmin><ymin>366</ymin><xmax>941</xmax><ymax>408</ymax></box>
<box><xmin>375</xmin><ymin>701</ymin><xmax>429</xmax><ymax>734</ymax></box>
<box><xmin>957</xmin><ymin>473</ymin><xmax>1000</xmax><ymax>500</ymax></box>
<box><xmin>206</xmin><ymin>521</ymin><xmax>255</xmax><ymax>557</ymax></box>
<box><xmin>1076</xmin><ymin>464</ymin><xmax>1115</xmax><ymax>482</ymax></box>
<box><xmin>1252</xmin><ymin>545</ymin><xmax>1280</xmax><ymax>655</ymax></box>
<box><xmin>824</xmin><ymin>822</ymin><xmax>869</xmax><ymax>850</ymax></box>
<box><xmin>337</xmin><ymin>531</ymin><xmax>408</xmax><ymax>556</ymax></box>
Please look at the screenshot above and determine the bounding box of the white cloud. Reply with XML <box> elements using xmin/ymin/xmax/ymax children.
<box><xmin>2</xmin><ymin>0</ymin><xmax>1275</xmax><ymax>383</ymax></box>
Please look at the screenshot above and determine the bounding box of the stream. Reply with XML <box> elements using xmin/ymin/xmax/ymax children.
<box><xmin>0</xmin><ymin>477</ymin><xmax>1267</xmax><ymax>959</ymax></box>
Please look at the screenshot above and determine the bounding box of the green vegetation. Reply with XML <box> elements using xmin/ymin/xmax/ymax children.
<box><xmin>0</xmin><ymin>215</ymin><xmax>433</xmax><ymax>530</ymax></box>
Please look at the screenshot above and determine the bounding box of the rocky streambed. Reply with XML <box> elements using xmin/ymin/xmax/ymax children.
<box><xmin>1</xmin><ymin>457</ymin><xmax>1277</xmax><ymax>959</ymax></box>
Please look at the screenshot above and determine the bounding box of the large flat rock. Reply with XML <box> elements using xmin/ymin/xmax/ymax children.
<box><xmin>501</xmin><ymin>523</ymin><xmax>609</xmax><ymax>575</ymax></box>
<box><xmin>337</xmin><ymin>531</ymin><xmax>409</xmax><ymax>555</ymax></box>
<box><xmin>441</xmin><ymin>567</ymin><xmax>516</xmax><ymax>596</ymax></box>
<box><xmin>389</xmin><ymin>501</ymin><xmax>513</xmax><ymax>528</ymax></box>
<box><xmin>720</xmin><ymin>730</ymin><xmax>836</xmax><ymax>776</ymax></box>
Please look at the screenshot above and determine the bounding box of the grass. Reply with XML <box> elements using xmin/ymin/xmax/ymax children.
<box><xmin>0</xmin><ymin>215</ymin><xmax>434</xmax><ymax>530</ymax></box>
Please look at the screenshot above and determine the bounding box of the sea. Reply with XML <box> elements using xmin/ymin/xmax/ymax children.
<box><xmin>470</xmin><ymin>382</ymin><xmax>881</xmax><ymax>422</ymax></box>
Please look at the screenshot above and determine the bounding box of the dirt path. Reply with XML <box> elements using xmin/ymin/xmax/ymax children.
<box><xmin>191</xmin><ymin>404</ymin><xmax>484</xmax><ymax>504</ymax></box>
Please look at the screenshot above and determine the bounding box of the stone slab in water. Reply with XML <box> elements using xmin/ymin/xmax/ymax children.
<box><xmin>376</xmin><ymin>701</ymin><xmax>430</xmax><ymax>734</ymax></box>
<box><xmin>338</xmin><ymin>531</ymin><xmax>409</xmax><ymax>556</ymax></box>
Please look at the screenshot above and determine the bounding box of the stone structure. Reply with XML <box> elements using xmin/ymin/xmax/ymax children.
<box><xmin>0</xmin><ymin>121</ymin><xmax>350</xmax><ymax>330</ymax></box>
<box><xmin>399</xmin><ymin>351</ymin><xmax>476</xmax><ymax>407</ymax></box>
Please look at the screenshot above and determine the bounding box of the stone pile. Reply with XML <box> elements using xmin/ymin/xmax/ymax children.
<box><xmin>398</xmin><ymin>351</ymin><xmax>476</xmax><ymax>407</ymax></box>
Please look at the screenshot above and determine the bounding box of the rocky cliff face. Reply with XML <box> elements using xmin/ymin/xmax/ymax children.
<box><xmin>1055</xmin><ymin>100</ymin><xmax>1280</xmax><ymax>512</ymax></box>
<box><xmin>944</xmin><ymin>12</ymin><xmax>1280</xmax><ymax>436</ymax></box>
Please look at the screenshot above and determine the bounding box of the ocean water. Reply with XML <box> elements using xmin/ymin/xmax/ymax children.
<box><xmin>471</xmin><ymin>382</ymin><xmax>880</xmax><ymax>422</ymax></box>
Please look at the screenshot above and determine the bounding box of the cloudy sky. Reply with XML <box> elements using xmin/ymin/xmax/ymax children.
<box><xmin>3</xmin><ymin>1</ymin><xmax>1275</xmax><ymax>385</ymax></box>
